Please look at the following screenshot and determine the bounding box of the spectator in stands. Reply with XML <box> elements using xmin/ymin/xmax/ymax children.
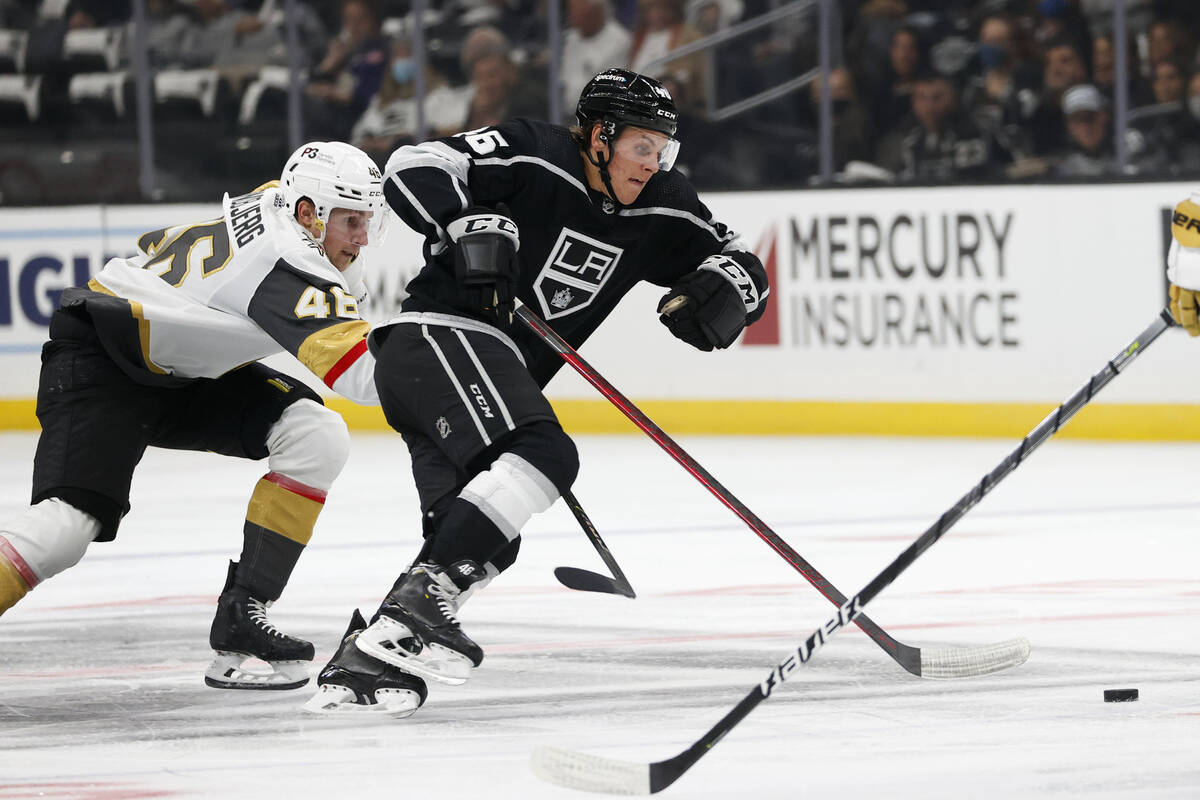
<box><xmin>351</xmin><ymin>36</ymin><xmax>466</xmax><ymax>163</ymax></box>
<box><xmin>865</xmin><ymin>25</ymin><xmax>925</xmax><ymax>138</ymax></box>
<box><xmin>627</xmin><ymin>0</ymin><xmax>707</xmax><ymax>112</ymax></box>
<box><xmin>459</xmin><ymin>25</ymin><xmax>546</xmax><ymax>122</ymax></box>
<box><xmin>1127</xmin><ymin>59</ymin><xmax>1199</xmax><ymax>175</ymax></box>
<box><xmin>1091</xmin><ymin>30</ymin><xmax>1150</xmax><ymax>106</ymax></box>
<box><xmin>1150</xmin><ymin>58</ymin><xmax>1188</xmax><ymax>105</ymax></box>
<box><xmin>561</xmin><ymin>0</ymin><xmax>631</xmax><ymax>124</ymax></box>
<box><xmin>1054</xmin><ymin>82</ymin><xmax>1121</xmax><ymax>177</ymax></box>
<box><xmin>806</xmin><ymin>67</ymin><xmax>875</xmax><ymax>171</ymax></box>
<box><xmin>1033</xmin><ymin>0</ymin><xmax>1092</xmax><ymax>64</ymax></box>
<box><xmin>1026</xmin><ymin>36</ymin><xmax>1090</xmax><ymax>155</ymax></box>
<box><xmin>880</xmin><ymin>70</ymin><xmax>1009</xmax><ymax>184</ymax></box>
<box><xmin>962</xmin><ymin>14</ymin><xmax>1038</xmax><ymax>160</ymax></box>
<box><xmin>1146</xmin><ymin>17</ymin><xmax>1196</xmax><ymax>71</ymax></box>
<box><xmin>304</xmin><ymin>0</ymin><xmax>389</xmax><ymax>141</ymax></box>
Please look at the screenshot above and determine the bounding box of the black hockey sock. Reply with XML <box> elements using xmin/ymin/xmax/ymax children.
<box><xmin>426</xmin><ymin>498</ymin><xmax>510</xmax><ymax>570</ymax></box>
<box><xmin>236</xmin><ymin>524</ymin><xmax>303</xmax><ymax>601</ymax></box>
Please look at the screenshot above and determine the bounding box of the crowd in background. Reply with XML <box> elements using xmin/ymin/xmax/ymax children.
<box><xmin>1</xmin><ymin>0</ymin><xmax>1200</xmax><ymax>202</ymax></box>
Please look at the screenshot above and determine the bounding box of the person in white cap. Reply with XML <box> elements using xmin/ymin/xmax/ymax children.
<box><xmin>1054</xmin><ymin>83</ymin><xmax>1119</xmax><ymax>177</ymax></box>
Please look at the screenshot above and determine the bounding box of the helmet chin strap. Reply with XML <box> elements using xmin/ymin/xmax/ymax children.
<box><xmin>584</xmin><ymin>129</ymin><xmax>627</xmax><ymax>211</ymax></box>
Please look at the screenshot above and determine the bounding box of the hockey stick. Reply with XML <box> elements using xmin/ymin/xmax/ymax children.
<box><xmin>531</xmin><ymin>309</ymin><xmax>1176</xmax><ymax>795</ymax></box>
<box><xmin>556</xmin><ymin>490</ymin><xmax>638</xmax><ymax>598</ymax></box>
<box><xmin>516</xmin><ymin>303</ymin><xmax>1029</xmax><ymax>679</ymax></box>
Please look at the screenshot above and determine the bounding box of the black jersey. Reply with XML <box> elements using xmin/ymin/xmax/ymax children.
<box><xmin>379</xmin><ymin>119</ymin><xmax>769</xmax><ymax>385</ymax></box>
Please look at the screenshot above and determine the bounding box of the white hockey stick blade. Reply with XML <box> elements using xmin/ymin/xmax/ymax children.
<box><xmin>531</xmin><ymin>745</ymin><xmax>651</xmax><ymax>796</ymax></box>
<box><xmin>918</xmin><ymin>636</ymin><xmax>1031</xmax><ymax>679</ymax></box>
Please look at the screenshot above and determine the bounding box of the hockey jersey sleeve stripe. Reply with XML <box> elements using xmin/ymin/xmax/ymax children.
<box><xmin>618</xmin><ymin>206</ymin><xmax>729</xmax><ymax>243</ymax></box>
<box><xmin>86</xmin><ymin>278</ymin><xmax>170</xmax><ymax>376</ymax></box>
<box><xmin>328</xmin><ymin>351</ymin><xmax>379</xmax><ymax>405</ymax></box>
<box><xmin>322</xmin><ymin>336</ymin><xmax>368</xmax><ymax>389</ymax></box>
<box><xmin>386</xmin><ymin>140</ymin><xmax>472</xmax><ymax>181</ymax></box>
<box><xmin>296</xmin><ymin>319</ymin><xmax>372</xmax><ymax>384</ymax></box>
<box><xmin>387</xmin><ymin>172</ymin><xmax>455</xmax><ymax>255</ymax></box>
<box><xmin>474</xmin><ymin>155</ymin><xmax>590</xmax><ymax>197</ymax></box>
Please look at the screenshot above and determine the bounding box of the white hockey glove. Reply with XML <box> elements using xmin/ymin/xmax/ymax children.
<box><xmin>447</xmin><ymin>206</ymin><xmax>520</xmax><ymax>325</ymax></box>
<box><xmin>1168</xmin><ymin>193</ymin><xmax>1200</xmax><ymax>336</ymax></box>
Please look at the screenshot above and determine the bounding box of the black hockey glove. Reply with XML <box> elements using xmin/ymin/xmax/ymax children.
<box><xmin>657</xmin><ymin>257</ymin><xmax>750</xmax><ymax>351</ymax></box>
<box><xmin>447</xmin><ymin>206</ymin><xmax>520</xmax><ymax>324</ymax></box>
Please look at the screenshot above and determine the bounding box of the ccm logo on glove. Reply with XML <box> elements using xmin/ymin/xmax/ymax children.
<box><xmin>448</xmin><ymin>206</ymin><xmax>520</xmax><ymax>324</ymax></box>
<box><xmin>657</xmin><ymin>254</ymin><xmax>758</xmax><ymax>351</ymax></box>
<box><xmin>447</xmin><ymin>212</ymin><xmax>521</xmax><ymax>248</ymax></box>
<box><xmin>697</xmin><ymin>254</ymin><xmax>761</xmax><ymax>312</ymax></box>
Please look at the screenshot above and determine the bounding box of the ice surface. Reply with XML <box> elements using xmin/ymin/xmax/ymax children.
<box><xmin>1</xmin><ymin>432</ymin><xmax>1198</xmax><ymax>798</ymax></box>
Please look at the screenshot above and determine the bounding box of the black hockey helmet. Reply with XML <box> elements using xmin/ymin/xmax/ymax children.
<box><xmin>576</xmin><ymin>69</ymin><xmax>679</xmax><ymax>139</ymax></box>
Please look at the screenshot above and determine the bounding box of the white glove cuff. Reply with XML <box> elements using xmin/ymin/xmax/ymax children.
<box><xmin>446</xmin><ymin>212</ymin><xmax>520</xmax><ymax>251</ymax></box>
<box><xmin>698</xmin><ymin>254</ymin><xmax>761</xmax><ymax>313</ymax></box>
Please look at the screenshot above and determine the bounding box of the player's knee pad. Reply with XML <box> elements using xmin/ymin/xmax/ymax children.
<box><xmin>265</xmin><ymin>399</ymin><xmax>350</xmax><ymax>491</ymax></box>
<box><xmin>502</xmin><ymin>421</ymin><xmax>580</xmax><ymax>495</ymax></box>
<box><xmin>459</xmin><ymin>451</ymin><xmax>568</xmax><ymax>543</ymax></box>
<box><xmin>0</xmin><ymin>498</ymin><xmax>101</xmax><ymax>587</ymax></box>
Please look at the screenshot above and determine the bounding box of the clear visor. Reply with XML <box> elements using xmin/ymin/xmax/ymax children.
<box><xmin>613</xmin><ymin>128</ymin><xmax>681</xmax><ymax>172</ymax></box>
<box><xmin>324</xmin><ymin>206</ymin><xmax>389</xmax><ymax>247</ymax></box>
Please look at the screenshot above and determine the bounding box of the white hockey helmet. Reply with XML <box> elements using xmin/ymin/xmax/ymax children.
<box><xmin>280</xmin><ymin>141</ymin><xmax>388</xmax><ymax>244</ymax></box>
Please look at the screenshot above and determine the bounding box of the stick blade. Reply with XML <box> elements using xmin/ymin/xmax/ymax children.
<box><xmin>919</xmin><ymin>637</ymin><xmax>1031</xmax><ymax>679</ymax></box>
<box><xmin>531</xmin><ymin>745</ymin><xmax>651</xmax><ymax>795</ymax></box>
<box><xmin>554</xmin><ymin>567</ymin><xmax>636</xmax><ymax>598</ymax></box>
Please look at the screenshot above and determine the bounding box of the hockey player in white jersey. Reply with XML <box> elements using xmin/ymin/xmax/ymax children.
<box><xmin>1168</xmin><ymin>191</ymin><xmax>1200</xmax><ymax>335</ymax></box>
<box><xmin>0</xmin><ymin>142</ymin><xmax>421</xmax><ymax>702</ymax></box>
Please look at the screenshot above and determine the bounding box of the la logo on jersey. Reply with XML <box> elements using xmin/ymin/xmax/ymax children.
<box><xmin>533</xmin><ymin>228</ymin><xmax>624</xmax><ymax>319</ymax></box>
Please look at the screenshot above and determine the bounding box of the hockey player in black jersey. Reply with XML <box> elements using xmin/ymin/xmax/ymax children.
<box><xmin>0</xmin><ymin>141</ymin><xmax>420</xmax><ymax>699</ymax></box>
<box><xmin>308</xmin><ymin>69</ymin><xmax>769</xmax><ymax>711</ymax></box>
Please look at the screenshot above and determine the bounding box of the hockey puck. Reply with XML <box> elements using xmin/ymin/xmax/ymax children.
<box><xmin>1103</xmin><ymin>688</ymin><xmax>1138</xmax><ymax>703</ymax></box>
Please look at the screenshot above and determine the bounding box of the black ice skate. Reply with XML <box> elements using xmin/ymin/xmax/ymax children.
<box><xmin>355</xmin><ymin>560</ymin><xmax>486</xmax><ymax>686</ymax></box>
<box><xmin>205</xmin><ymin>561</ymin><xmax>314</xmax><ymax>690</ymax></box>
<box><xmin>303</xmin><ymin>609</ymin><xmax>428</xmax><ymax>717</ymax></box>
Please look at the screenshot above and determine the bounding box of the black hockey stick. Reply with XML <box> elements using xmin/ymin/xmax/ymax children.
<box><xmin>555</xmin><ymin>490</ymin><xmax>637</xmax><ymax>598</ymax></box>
<box><xmin>516</xmin><ymin>303</ymin><xmax>1029</xmax><ymax>680</ymax></box>
<box><xmin>531</xmin><ymin>309</ymin><xmax>1176</xmax><ymax>795</ymax></box>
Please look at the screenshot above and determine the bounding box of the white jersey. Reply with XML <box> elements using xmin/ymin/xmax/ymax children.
<box><xmin>83</xmin><ymin>183</ymin><xmax>378</xmax><ymax>404</ymax></box>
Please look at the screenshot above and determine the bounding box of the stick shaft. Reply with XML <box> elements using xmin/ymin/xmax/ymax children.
<box><xmin>647</xmin><ymin>309</ymin><xmax>1176</xmax><ymax>791</ymax></box>
<box><xmin>516</xmin><ymin>305</ymin><xmax>915</xmax><ymax>667</ymax></box>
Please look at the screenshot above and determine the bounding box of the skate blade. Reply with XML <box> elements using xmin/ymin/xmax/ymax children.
<box><xmin>205</xmin><ymin>651</ymin><xmax>310</xmax><ymax>690</ymax></box>
<box><xmin>302</xmin><ymin>684</ymin><xmax>421</xmax><ymax>718</ymax></box>
<box><xmin>354</xmin><ymin>618</ymin><xmax>473</xmax><ymax>686</ymax></box>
